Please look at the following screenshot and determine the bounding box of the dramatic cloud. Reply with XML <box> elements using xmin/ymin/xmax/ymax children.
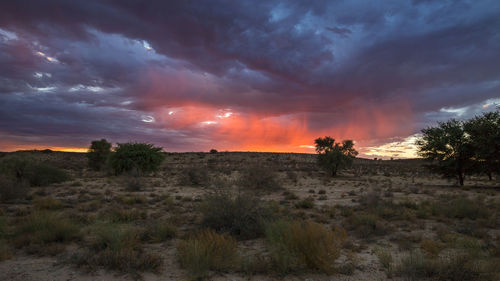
<box><xmin>0</xmin><ymin>0</ymin><xmax>499</xmax><ymax>157</ymax></box>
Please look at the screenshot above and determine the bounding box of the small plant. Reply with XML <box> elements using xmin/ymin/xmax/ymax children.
<box><xmin>345</xmin><ymin>213</ymin><xmax>389</xmax><ymax>238</ymax></box>
<box><xmin>177</xmin><ymin>229</ymin><xmax>238</xmax><ymax>280</ymax></box>
<box><xmin>124</xmin><ymin>169</ymin><xmax>144</xmax><ymax>191</ymax></box>
<box><xmin>420</xmin><ymin>239</ymin><xmax>445</xmax><ymax>257</ymax></box>
<box><xmin>103</xmin><ymin>207</ymin><xmax>146</xmax><ymax>223</ymax></box>
<box><xmin>0</xmin><ymin>175</ymin><xmax>28</xmax><ymax>202</ymax></box>
<box><xmin>238</xmin><ymin>165</ymin><xmax>281</xmax><ymax>191</ymax></box>
<box><xmin>375</xmin><ymin>247</ymin><xmax>394</xmax><ymax>277</ymax></box>
<box><xmin>179</xmin><ymin>166</ymin><xmax>209</xmax><ymax>187</ymax></box>
<box><xmin>265</xmin><ymin>220</ymin><xmax>346</xmax><ymax>274</ymax></box>
<box><xmin>109</xmin><ymin>142</ymin><xmax>165</xmax><ymax>175</ymax></box>
<box><xmin>396</xmin><ymin>250</ymin><xmax>433</xmax><ymax>280</ymax></box>
<box><xmin>442</xmin><ymin>198</ymin><xmax>490</xmax><ymax>220</ymax></box>
<box><xmin>26</xmin><ymin>164</ymin><xmax>70</xmax><ymax>187</ymax></box>
<box><xmin>0</xmin><ymin>239</ymin><xmax>12</xmax><ymax>261</ymax></box>
<box><xmin>87</xmin><ymin>139</ymin><xmax>112</xmax><ymax>171</ymax></box>
<box><xmin>33</xmin><ymin>197</ymin><xmax>64</xmax><ymax>210</ymax></box>
<box><xmin>143</xmin><ymin>221</ymin><xmax>177</xmax><ymax>243</ymax></box>
<box><xmin>0</xmin><ymin>155</ymin><xmax>70</xmax><ymax>187</ymax></box>
<box><xmin>75</xmin><ymin>223</ymin><xmax>162</xmax><ymax>273</ymax></box>
<box><xmin>201</xmin><ymin>192</ymin><xmax>275</xmax><ymax>239</ymax></box>
<box><xmin>119</xmin><ymin>195</ymin><xmax>147</xmax><ymax>205</ymax></box>
<box><xmin>14</xmin><ymin>211</ymin><xmax>80</xmax><ymax>249</ymax></box>
<box><xmin>283</xmin><ymin>190</ymin><xmax>299</xmax><ymax>200</ymax></box>
<box><xmin>295</xmin><ymin>197</ymin><xmax>314</xmax><ymax>209</ymax></box>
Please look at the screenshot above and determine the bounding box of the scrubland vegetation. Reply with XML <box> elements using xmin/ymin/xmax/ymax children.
<box><xmin>0</xmin><ymin>148</ymin><xmax>498</xmax><ymax>281</ymax></box>
<box><xmin>0</xmin><ymin>113</ymin><xmax>498</xmax><ymax>280</ymax></box>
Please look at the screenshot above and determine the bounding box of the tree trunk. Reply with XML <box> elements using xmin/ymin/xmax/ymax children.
<box><xmin>487</xmin><ymin>171</ymin><xmax>492</xmax><ymax>181</ymax></box>
<box><xmin>458</xmin><ymin>172</ymin><xmax>464</xmax><ymax>186</ymax></box>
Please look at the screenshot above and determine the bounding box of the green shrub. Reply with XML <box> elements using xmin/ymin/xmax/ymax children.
<box><xmin>75</xmin><ymin>223</ymin><xmax>162</xmax><ymax>273</ymax></box>
<box><xmin>294</xmin><ymin>197</ymin><xmax>314</xmax><ymax>209</ymax></box>
<box><xmin>25</xmin><ymin>163</ymin><xmax>70</xmax><ymax>186</ymax></box>
<box><xmin>103</xmin><ymin>208</ymin><xmax>146</xmax><ymax>223</ymax></box>
<box><xmin>375</xmin><ymin>247</ymin><xmax>394</xmax><ymax>277</ymax></box>
<box><xmin>0</xmin><ymin>239</ymin><xmax>12</xmax><ymax>261</ymax></box>
<box><xmin>87</xmin><ymin>139</ymin><xmax>112</xmax><ymax>171</ymax></box>
<box><xmin>442</xmin><ymin>198</ymin><xmax>490</xmax><ymax>220</ymax></box>
<box><xmin>0</xmin><ymin>216</ymin><xmax>7</xmax><ymax>238</ymax></box>
<box><xmin>201</xmin><ymin>192</ymin><xmax>275</xmax><ymax>239</ymax></box>
<box><xmin>109</xmin><ymin>143</ymin><xmax>165</xmax><ymax>175</ymax></box>
<box><xmin>420</xmin><ymin>239</ymin><xmax>445</xmax><ymax>257</ymax></box>
<box><xmin>14</xmin><ymin>211</ymin><xmax>80</xmax><ymax>246</ymax></box>
<box><xmin>209</xmin><ymin>149</ymin><xmax>218</xmax><ymax>154</ymax></box>
<box><xmin>397</xmin><ymin>250</ymin><xmax>434</xmax><ymax>280</ymax></box>
<box><xmin>283</xmin><ymin>190</ymin><xmax>299</xmax><ymax>200</ymax></box>
<box><xmin>177</xmin><ymin>229</ymin><xmax>238</xmax><ymax>280</ymax></box>
<box><xmin>0</xmin><ymin>175</ymin><xmax>28</xmax><ymax>202</ymax></box>
<box><xmin>395</xmin><ymin>249</ymin><xmax>493</xmax><ymax>281</ymax></box>
<box><xmin>33</xmin><ymin>197</ymin><xmax>64</xmax><ymax>210</ymax></box>
<box><xmin>119</xmin><ymin>195</ymin><xmax>147</xmax><ymax>205</ymax></box>
<box><xmin>345</xmin><ymin>213</ymin><xmax>389</xmax><ymax>238</ymax></box>
<box><xmin>0</xmin><ymin>155</ymin><xmax>70</xmax><ymax>187</ymax></box>
<box><xmin>238</xmin><ymin>165</ymin><xmax>281</xmax><ymax>191</ymax></box>
<box><xmin>265</xmin><ymin>220</ymin><xmax>346</xmax><ymax>274</ymax></box>
<box><xmin>143</xmin><ymin>221</ymin><xmax>177</xmax><ymax>243</ymax></box>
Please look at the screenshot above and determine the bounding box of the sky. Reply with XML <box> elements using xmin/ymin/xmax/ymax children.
<box><xmin>0</xmin><ymin>0</ymin><xmax>499</xmax><ymax>158</ymax></box>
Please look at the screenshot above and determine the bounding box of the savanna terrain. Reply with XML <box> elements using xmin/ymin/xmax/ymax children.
<box><xmin>0</xmin><ymin>150</ymin><xmax>499</xmax><ymax>281</ymax></box>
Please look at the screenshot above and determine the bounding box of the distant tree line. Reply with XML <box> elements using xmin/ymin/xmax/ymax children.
<box><xmin>416</xmin><ymin>111</ymin><xmax>500</xmax><ymax>186</ymax></box>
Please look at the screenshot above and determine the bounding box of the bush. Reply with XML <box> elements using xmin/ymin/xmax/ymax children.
<box><xmin>395</xmin><ymin>248</ymin><xmax>496</xmax><ymax>281</ymax></box>
<box><xmin>25</xmin><ymin>163</ymin><xmax>71</xmax><ymax>186</ymax></box>
<box><xmin>14</xmin><ymin>211</ymin><xmax>80</xmax><ymax>247</ymax></box>
<box><xmin>0</xmin><ymin>155</ymin><xmax>70</xmax><ymax>187</ymax></box>
<box><xmin>87</xmin><ymin>139</ymin><xmax>112</xmax><ymax>171</ymax></box>
<box><xmin>0</xmin><ymin>239</ymin><xmax>11</xmax><ymax>261</ymax></box>
<box><xmin>201</xmin><ymin>192</ymin><xmax>275</xmax><ymax>239</ymax></box>
<box><xmin>103</xmin><ymin>207</ymin><xmax>146</xmax><ymax>223</ymax></box>
<box><xmin>265</xmin><ymin>220</ymin><xmax>346</xmax><ymax>274</ymax></box>
<box><xmin>179</xmin><ymin>166</ymin><xmax>209</xmax><ymax>187</ymax></box>
<box><xmin>109</xmin><ymin>143</ymin><xmax>165</xmax><ymax>175</ymax></box>
<box><xmin>209</xmin><ymin>149</ymin><xmax>218</xmax><ymax>154</ymax></box>
<box><xmin>0</xmin><ymin>175</ymin><xmax>28</xmax><ymax>202</ymax></box>
<box><xmin>420</xmin><ymin>239</ymin><xmax>445</xmax><ymax>257</ymax></box>
<box><xmin>0</xmin><ymin>216</ymin><xmax>6</xmax><ymax>239</ymax></box>
<box><xmin>345</xmin><ymin>213</ymin><xmax>389</xmax><ymax>238</ymax></box>
<box><xmin>294</xmin><ymin>197</ymin><xmax>314</xmax><ymax>209</ymax></box>
<box><xmin>75</xmin><ymin>223</ymin><xmax>162</xmax><ymax>273</ymax></box>
<box><xmin>33</xmin><ymin>197</ymin><xmax>64</xmax><ymax>210</ymax></box>
<box><xmin>143</xmin><ymin>221</ymin><xmax>177</xmax><ymax>243</ymax></box>
<box><xmin>238</xmin><ymin>165</ymin><xmax>281</xmax><ymax>192</ymax></box>
<box><xmin>124</xmin><ymin>171</ymin><xmax>144</xmax><ymax>191</ymax></box>
<box><xmin>177</xmin><ymin>229</ymin><xmax>238</xmax><ymax>280</ymax></box>
<box><xmin>396</xmin><ymin>250</ymin><xmax>433</xmax><ymax>280</ymax></box>
<box><xmin>375</xmin><ymin>247</ymin><xmax>394</xmax><ymax>277</ymax></box>
<box><xmin>442</xmin><ymin>198</ymin><xmax>490</xmax><ymax>220</ymax></box>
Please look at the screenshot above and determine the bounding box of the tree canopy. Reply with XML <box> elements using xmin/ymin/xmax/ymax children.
<box><xmin>314</xmin><ymin>137</ymin><xmax>358</xmax><ymax>177</ymax></box>
<box><xmin>417</xmin><ymin>111</ymin><xmax>500</xmax><ymax>186</ymax></box>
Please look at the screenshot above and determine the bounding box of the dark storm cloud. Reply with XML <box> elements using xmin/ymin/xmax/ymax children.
<box><xmin>0</xmin><ymin>0</ymin><xmax>499</xmax><ymax>153</ymax></box>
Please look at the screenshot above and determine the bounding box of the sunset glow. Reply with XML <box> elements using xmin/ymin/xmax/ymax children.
<box><xmin>1</xmin><ymin>1</ymin><xmax>499</xmax><ymax>158</ymax></box>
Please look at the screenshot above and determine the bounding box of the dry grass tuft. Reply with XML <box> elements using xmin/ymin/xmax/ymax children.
<box><xmin>265</xmin><ymin>220</ymin><xmax>346</xmax><ymax>274</ymax></box>
<box><xmin>177</xmin><ymin>229</ymin><xmax>238</xmax><ymax>280</ymax></box>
